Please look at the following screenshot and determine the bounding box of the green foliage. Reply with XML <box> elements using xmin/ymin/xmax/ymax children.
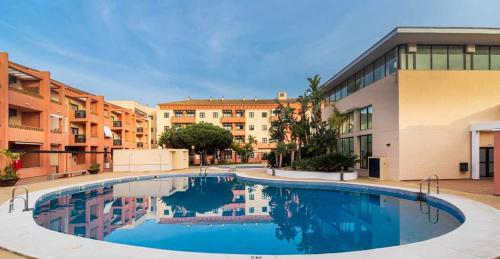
<box><xmin>88</xmin><ymin>163</ymin><xmax>100</xmax><ymax>171</ymax></box>
<box><xmin>0</xmin><ymin>149</ymin><xmax>22</xmax><ymax>180</ymax></box>
<box><xmin>157</xmin><ymin>122</ymin><xmax>233</xmax><ymax>164</ymax></box>
<box><xmin>231</xmin><ymin>135</ymin><xmax>256</xmax><ymax>163</ymax></box>
<box><xmin>291</xmin><ymin>153</ymin><xmax>359</xmax><ymax>172</ymax></box>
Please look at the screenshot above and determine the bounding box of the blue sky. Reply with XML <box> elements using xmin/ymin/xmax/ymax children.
<box><xmin>1</xmin><ymin>0</ymin><xmax>499</xmax><ymax>106</ymax></box>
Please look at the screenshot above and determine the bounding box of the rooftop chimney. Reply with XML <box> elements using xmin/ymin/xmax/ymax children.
<box><xmin>254</xmin><ymin>96</ymin><xmax>258</xmax><ymax>101</ymax></box>
<box><xmin>221</xmin><ymin>96</ymin><xmax>224</xmax><ymax>101</ymax></box>
<box><xmin>277</xmin><ymin>91</ymin><xmax>288</xmax><ymax>100</ymax></box>
<box><xmin>209</xmin><ymin>96</ymin><xmax>213</xmax><ymax>101</ymax></box>
<box><xmin>187</xmin><ymin>96</ymin><xmax>192</xmax><ymax>101</ymax></box>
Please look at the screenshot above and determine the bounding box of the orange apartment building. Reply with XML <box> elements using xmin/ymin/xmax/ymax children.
<box><xmin>156</xmin><ymin>92</ymin><xmax>301</xmax><ymax>163</ymax></box>
<box><xmin>0</xmin><ymin>52</ymin><xmax>150</xmax><ymax>179</ymax></box>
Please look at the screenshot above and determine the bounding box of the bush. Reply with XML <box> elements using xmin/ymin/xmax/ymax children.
<box><xmin>88</xmin><ymin>163</ymin><xmax>100</xmax><ymax>171</ymax></box>
<box><xmin>291</xmin><ymin>153</ymin><xmax>359</xmax><ymax>172</ymax></box>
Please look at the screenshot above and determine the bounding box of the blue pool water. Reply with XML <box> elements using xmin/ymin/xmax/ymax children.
<box><xmin>33</xmin><ymin>176</ymin><xmax>462</xmax><ymax>255</ymax></box>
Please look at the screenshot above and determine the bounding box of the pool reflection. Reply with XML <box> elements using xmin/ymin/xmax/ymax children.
<box><xmin>33</xmin><ymin>176</ymin><xmax>459</xmax><ymax>254</ymax></box>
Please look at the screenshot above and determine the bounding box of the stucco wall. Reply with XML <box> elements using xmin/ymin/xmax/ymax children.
<box><xmin>398</xmin><ymin>70</ymin><xmax>500</xmax><ymax>180</ymax></box>
<box><xmin>323</xmin><ymin>74</ymin><xmax>400</xmax><ymax>180</ymax></box>
<box><xmin>113</xmin><ymin>148</ymin><xmax>188</xmax><ymax>172</ymax></box>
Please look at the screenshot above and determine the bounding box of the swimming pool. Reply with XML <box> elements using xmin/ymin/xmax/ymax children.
<box><xmin>33</xmin><ymin>175</ymin><xmax>463</xmax><ymax>255</ymax></box>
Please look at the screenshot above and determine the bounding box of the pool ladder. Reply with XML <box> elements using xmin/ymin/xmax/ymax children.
<box><xmin>9</xmin><ymin>186</ymin><xmax>32</xmax><ymax>213</ymax></box>
<box><xmin>418</xmin><ymin>174</ymin><xmax>440</xmax><ymax>199</ymax></box>
<box><xmin>199</xmin><ymin>166</ymin><xmax>207</xmax><ymax>177</ymax></box>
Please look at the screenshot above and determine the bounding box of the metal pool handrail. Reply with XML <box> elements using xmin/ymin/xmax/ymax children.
<box><xmin>9</xmin><ymin>186</ymin><xmax>32</xmax><ymax>213</ymax></box>
<box><xmin>419</xmin><ymin>174</ymin><xmax>440</xmax><ymax>195</ymax></box>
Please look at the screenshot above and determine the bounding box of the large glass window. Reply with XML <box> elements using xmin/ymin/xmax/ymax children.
<box><xmin>347</xmin><ymin>76</ymin><xmax>356</xmax><ymax>95</ymax></box>
<box><xmin>416</xmin><ymin>45</ymin><xmax>431</xmax><ymax>70</ymax></box>
<box><xmin>363</xmin><ymin>64</ymin><xmax>374</xmax><ymax>86</ymax></box>
<box><xmin>355</xmin><ymin>70</ymin><xmax>364</xmax><ymax>89</ymax></box>
<box><xmin>340</xmin><ymin>81</ymin><xmax>347</xmax><ymax>99</ymax></box>
<box><xmin>490</xmin><ymin>46</ymin><xmax>500</xmax><ymax>70</ymax></box>
<box><xmin>360</xmin><ymin>106</ymin><xmax>373</xmax><ymax>131</ymax></box>
<box><xmin>374</xmin><ymin>57</ymin><xmax>385</xmax><ymax>81</ymax></box>
<box><xmin>399</xmin><ymin>45</ymin><xmax>407</xmax><ymax>70</ymax></box>
<box><xmin>385</xmin><ymin>48</ymin><xmax>397</xmax><ymax>75</ymax></box>
<box><xmin>359</xmin><ymin>134</ymin><xmax>372</xmax><ymax>169</ymax></box>
<box><xmin>473</xmin><ymin>46</ymin><xmax>490</xmax><ymax>70</ymax></box>
<box><xmin>432</xmin><ymin>45</ymin><xmax>448</xmax><ymax>70</ymax></box>
<box><xmin>339</xmin><ymin>137</ymin><xmax>354</xmax><ymax>156</ymax></box>
<box><xmin>448</xmin><ymin>46</ymin><xmax>464</xmax><ymax>70</ymax></box>
<box><xmin>341</xmin><ymin>112</ymin><xmax>354</xmax><ymax>134</ymax></box>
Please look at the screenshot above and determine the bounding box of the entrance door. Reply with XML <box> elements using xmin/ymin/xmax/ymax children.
<box><xmin>480</xmin><ymin>147</ymin><xmax>494</xmax><ymax>177</ymax></box>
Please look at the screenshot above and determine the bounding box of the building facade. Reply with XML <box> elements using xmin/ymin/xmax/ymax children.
<box><xmin>0</xmin><ymin>52</ymin><xmax>150</xmax><ymax>179</ymax></box>
<box><xmin>321</xmin><ymin>27</ymin><xmax>500</xmax><ymax>181</ymax></box>
<box><xmin>156</xmin><ymin>92</ymin><xmax>300</xmax><ymax>163</ymax></box>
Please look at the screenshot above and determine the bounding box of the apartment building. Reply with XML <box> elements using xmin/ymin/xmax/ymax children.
<box><xmin>321</xmin><ymin>27</ymin><xmax>500</xmax><ymax>182</ymax></box>
<box><xmin>0</xmin><ymin>52</ymin><xmax>150</xmax><ymax>179</ymax></box>
<box><xmin>107</xmin><ymin>100</ymin><xmax>153</xmax><ymax>150</ymax></box>
<box><xmin>156</xmin><ymin>92</ymin><xmax>300</xmax><ymax>162</ymax></box>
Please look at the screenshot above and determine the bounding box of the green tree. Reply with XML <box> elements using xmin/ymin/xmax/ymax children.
<box><xmin>231</xmin><ymin>135</ymin><xmax>256</xmax><ymax>163</ymax></box>
<box><xmin>157</xmin><ymin>122</ymin><xmax>233</xmax><ymax>164</ymax></box>
<box><xmin>276</xmin><ymin>141</ymin><xmax>288</xmax><ymax>168</ymax></box>
<box><xmin>328</xmin><ymin>105</ymin><xmax>349</xmax><ymax>143</ymax></box>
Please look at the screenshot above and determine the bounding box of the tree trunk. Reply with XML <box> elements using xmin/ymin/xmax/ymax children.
<box><xmin>275</xmin><ymin>152</ymin><xmax>278</xmax><ymax>168</ymax></box>
<box><xmin>291</xmin><ymin>150</ymin><xmax>295</xmax><ymax>164</ymax></box>
<box><xmin>279</xmin><ymin>154</ymin><xmax>283</xmax><ymax>168</ymax></box>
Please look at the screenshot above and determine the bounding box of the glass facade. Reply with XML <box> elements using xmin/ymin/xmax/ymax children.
<box><xmin>360</xmin><ymin>106</ymin><xmax>372</xmax><ymax>131</ymax></box>
<box><xmin>359</xmin><ymin>134</ymin><xmax>372</xmax><ymax>169</ymax></box>
<box><xmin>327</xmin><ymin>44</ymin><xmax>500</xmax><ymax>102</ymax></box>
<box><xmin>339</xmin><ymin>137</ymin><xmax>354</xmax><ymax>156</ymax></box>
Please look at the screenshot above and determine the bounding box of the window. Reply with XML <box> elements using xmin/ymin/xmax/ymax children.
<box><xmin>235</xmin><ymin>123</ymin><xmax>244</xmax><ymax>130</ymax></box>
<box><xmin>360</xmin><ymin>106</ymin><xmax>372</xmax><ymax>131</ymax></box>
<box><xmin>223</xmin><ymin>110</ymin><xmax>232</xmax><ymax>117</ymax></box>
<box><xmin>223</xmin><ymin>123</ymin><xmax>232</xmax><ymax>130</ymax></box>
<box><xmin>151</xmin><ymin>128</ymin><xmax>154</xmax><ymax>133</ymax></box>
<box><xmin>213</xmin><ymin>112</ymin><xmax>219</xmax><ymax>118</ymax></box>
<box><xmin>339</xmin><ymin>137</ymin><xmax>354</xmax><ymax>156</ymax></box>
<box><xmin>186</xmin><ymin>110</ymin><xmax>195</xmax><ymax>117</ymax></box>
<box><xmin>199</xmin><ymin>112</ymin><xmax>205</xmax><ymax>118</ymax></box>
<box><xmin>249</xmin><ymin>207</ymin><xmax>255</xmax><ymax>213</ymax></box>
<box><xmin>261</xmin><ymin>206</ymin><xmax>268</xmax><ymax>213</ymax></box>
<box><xmin>163</xmin><ymin>209</ymin><xmax>170</xmax><ymax>215</ymax></box>
<box><xmin>70</xmin><ymin>104</ymin><xmax>79</xmax><ymax>111</ymax></box>
<box><xmin>385</xmin><ymin>48</ymin><xmax>397</xmax><ymax>75</ymax></box>
<box><xmin>8</xmin><ymin>108</ymin><xmax>17</xmax><ymax>117</ymax></box>
<box><xmin>363</xmin><ymin>64</ymin><xmax>374</xmax><ymax>86</ymax></box>
<box><xmin>490</xmin><ymin>46</ymin><xmax>500</xmax><ymax>70</ymax></box>
<box><xmin>71</xmin><ymin>127</ymin><xmax>79</xmax><ymax>135</ymax></box>
<box><xmin>250</xmin><ymin>152</ymin><xmax>255</xmax><ymax>158</ymax></box>
<box><xmin>8</xmin><ymin>75</ymin><xmax>17</xmax><ymax>85</ymax></box>
<box><xmin>373</xmin><ymin>56</ymin><xmax>385</xmax><ymax>81</ymax></box>
<box><xmin>262</xmin><ymin>112</ymin><xmax>267</xmax><ymax>118</ymax></box>
<box><xmin>261</xmin><ymin>125</ymin><xmax>268</xmax><ymax>131</ymax></box>
<box><xmin>355</xmin><ymin>70</ymin><xmax>364</xmax><ymax>90</ymax></box>
<box><xmin>474</xmin><ymin>46</ymin><xmax>490</xmax><ymax>70</ymax></box>
<box><xmin>235</xmin><ymin>110</ymin><xmax>245</xmax><ymax>117</ymax></box>
<box><xmin>249</xmin><ymin>125</ymin><xmax>254</xmax><ymax>131</ymax></box>
<box><xmin>262</xmin><ymin>138</ymin><xmax>267</xmax><ymax>143</ymax></box>
<box><xmin>416</xmin><ymin>45</ymin><xmax>431</xmax><ymax>70</ymax></box>
<box><xmin>341</xmin><ymin>113</ymin><xmax>354</xmax><ymax>134</ymax></box>
<box><xmin>249</xmin><ymin>112</ymin><xmax>254</xmax><ymax>118</ymax></box>
<box><xmin>449</xmin><ymin>46</ymin><xmax>465</xmax><ymax>70</ymax></box>
<box><xmin>163</xmin><ymin>112</ymin><xmax>169</xmax><ymax>118</ymax></box>
<box><xmin>174</xmin><ymin>110</ymin><xmax>183</xmax><ymax>117</ymax></box>
<box><xmin>249</xmin><ymin>194</ymin><xmax>255</xmax><ymax>200</ymax></box>
<box><xmin>432</xmin><ymin>45</ymin><xmax>448</xmax><ymax>70</ymax></box>
<box><xmin>164</xmin><ymin>126</ymin><xmax>169</xmax><ymax>131</ymax></box>
<box><xmin>359</xmin><ymin>134</ymin><xmax>372</xmax><ymax>169</ymax></box>
<box><xmin>399</xmin><ymin>45</ymin><xmax>407</xmax><ymax>69</ymax></box>
<box><xmin>347</xmin><ymin>76</ymin><xmax>356</xmax><ymax>95</ymax></box>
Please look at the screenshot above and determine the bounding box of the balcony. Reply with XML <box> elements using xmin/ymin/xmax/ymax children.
<box><xmin>74</xmin><ymin>134</ymin><xmax>86</xmax><ymax>143</ymax></box>
<box><xmin>113</xmin><ymin>121</ymin><xmax>122</xmax><ymax>128</ymax></box>
<box><xmin>136</xmin><ymin>127</ymin><xmax>144</xmax><ymax>134</ymax></box>
<box><xmin>113</xmin><ymin>139</ymin><xmax>122</xmax><ymax>146</ymax></box>
<box><xmin>8</xmin><ymin>87</ymin><xmax>44</xmax><ymax>111</ymax></box>
<box><xmin>136</xmin><ymin>142</ymin><xmax>144</xmax><ymax>148</ymax></box>
<box><xmin>171</xmin><ymin>117</ymin><xmax>196</xmax><ymax>124</ymax></box>
<box><xmin>50</xmin><ymin>129</ymin><xmax>64</xmax><ymax>144</ymax></box>
<box><xmin>231</xmin><ymin>129</ymin><xmax>245</xmax><ymax>136</ymax></box>
<box><xmin>70</xmin><ymin>110</ymin><xmax>87</xmax><ymax>122</ymax></box>
<box><xmin>221</xmin><ymin>116</ymin><xmax>245</xmax><ymax>123</ymax></box>
<box><xmin>7</xmin><ymin>124</ymin><xmax>44</xmax><ymax>143</ymax></box>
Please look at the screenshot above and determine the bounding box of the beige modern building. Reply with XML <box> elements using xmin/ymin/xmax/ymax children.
<box><xmin>156</xmin><ymin>92</ymin><xmax>301</xmax><ymax>163</ymax></box>
<box><xmin>321</xmin><ymin>27</ymin><xmax>500</xmax><ymax>181</ymax></box>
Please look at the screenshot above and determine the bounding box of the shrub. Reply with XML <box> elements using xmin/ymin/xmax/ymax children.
<box><xmin>291</xmin><ymin>153</ymin><xmax>359</xmax><ymax>172</ymax></box>
<box><xmin>88</xmin><ymin>163</ymin><xmax>100</xmax><ymax>171</ymax></box>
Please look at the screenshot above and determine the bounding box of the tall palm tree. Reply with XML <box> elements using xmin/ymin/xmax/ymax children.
<box><xmin>306</xmin><ymin>74</ymin><xmax>325</xmax><ymax>130</ymax></box>
<box><xmin>328</xmin><ymin>105</ymin><xmax>349</xmax><ymax>141</ymax></box>
<box><xmin>276</xmin><ymin>141</ymin><xmax>287</xmax><ymax>168</ymax></box>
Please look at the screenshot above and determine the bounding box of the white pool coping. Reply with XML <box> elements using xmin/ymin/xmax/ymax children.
<box><xmin>0</xmin><ymin>171</ymin><xmax>499</xmax><ymax>259</ymax></box>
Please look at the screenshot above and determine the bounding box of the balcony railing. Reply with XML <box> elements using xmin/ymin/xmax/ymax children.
<box><xmin>9</xmin><ymin>124</ymin><xmax>44</xmax><ymax>131</ymax></box>
<box><xmin>75</xmin><ymin>110</ymin><xmax>86</xmax><ymax>119</ymax></box>
<box><xmin>137</xmin><ymin>142</ymin><xmax>144</xmax><ymax>148</ymax></box>
<box><xmin>113</xmin><ymin>121</ymin><xmax>122</xmax><ymax>127</ymax></box>
<box><xmin>74</xmin><ymin>134</ymin><xmax>86</xmax><ymax>143</ymax></box>
<box><xmin>50</xmin><ymin>129</ymin><xmax>62</xmax><ymax>134</ymax></box>
<box><xmin>137</xmin><ymin>127</ymin><xmax>144</xmax><ymax>133</ymax></box>
<box><xmin>113</xmin><ymin>139</ymin><xmax>122</xmax><ymax>146</ymax></box>
<box><xmin>9</xmin><ymin>86</ymin><xmax>43</xmax><ymax>99</ymax></box>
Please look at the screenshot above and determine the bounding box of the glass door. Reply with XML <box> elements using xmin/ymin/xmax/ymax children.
<box><xmin>480</xmin><ymin>147</ymin><xmax>494</xmax><ymax>177</ymax></box>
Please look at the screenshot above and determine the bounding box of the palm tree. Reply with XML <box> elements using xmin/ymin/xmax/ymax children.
<box><xmin>328</xmin><ymin>105</ymin><xmax>349</xmax><ymax>142</ymax></box>
<box><xmin>306</xmin><ymin>74</ymin><xmax>325</xmax><ymax>130</ymax></box>
<box><xmin>287</xmin><ymin>142</ymin><xmax>297</xmax><ymax>164</ymax></box>
<box><xmin>276</xmin><ymin>141</ymin><xmax>287</xmax><ymax>168</ymax></box>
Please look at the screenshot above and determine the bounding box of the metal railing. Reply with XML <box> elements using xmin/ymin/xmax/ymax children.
<box><xmin>113</xmin><ymin>121</ymin><xmax>122</xmax><ymax>127</ymax></box>
<box><xmin>75</xmin><ymin>110</ymin><xmax>86</xmax><ymax>118</ymax></box>
<box><xmin>74</xmin><ymin>134</ymin><xmax>86</xmax><ymax>143</ymax></box>
<box><xmin>9</xmin><ymin>186</ymin><xmax>32</xmax><ymax>213</ymax></box>
<box><xmin>419</xmin><ymin>174</ymin><xmax>440</xmax><ymax>195</ymax></box>
<box><xmin>113</xmin><ymin>139</ymin><xmax>122</xmax><ymax>146</ymax></box>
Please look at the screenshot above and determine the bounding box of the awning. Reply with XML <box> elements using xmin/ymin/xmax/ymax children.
<box><xmin>13</xmin><ymin>142</ymin><xmax>43</xmax><ymax>145</ymax></box>
<box><xmin>104</xmin><ymin>126</ymin><xmax>112</xmax><ymax>138</ymax></box>
<box><xmin>49</xmin><ymin>114</ymin><xmax>64</xmax><ymax>119</ymax></box>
